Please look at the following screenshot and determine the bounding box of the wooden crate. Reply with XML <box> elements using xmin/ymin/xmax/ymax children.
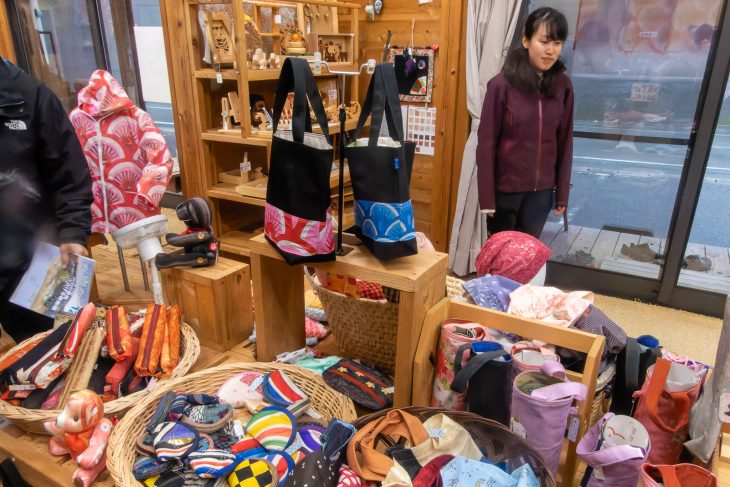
<box><xmin>412</xmin><ymin>298</ymin><xmax>604</xmax><ymax>487</ymax></box>
<box><xmin>161</xmin><ymin>257</ymin><xmax>253</xmax><ymax>351</ymax></box>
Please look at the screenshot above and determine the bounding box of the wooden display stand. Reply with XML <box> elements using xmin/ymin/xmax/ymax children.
<box><xmin>248</xmin><ymin>233</ymin><xmax>447</xmax><ymax>407</ymax></box>
<box><xmin>161</xmin><ymin>257</ymin><xmax>253</xmax><ymax>351</ymax></box>
<box><xmin>412</xmin><ymin>298</ymin><xmax>604</xmax><ymax>487</ymax></box>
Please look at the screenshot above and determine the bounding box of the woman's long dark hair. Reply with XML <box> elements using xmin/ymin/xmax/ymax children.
<box><xmin>503</xmin><ymin>7</ymin><xmax>569</xmax><ymax>97</ymax></box>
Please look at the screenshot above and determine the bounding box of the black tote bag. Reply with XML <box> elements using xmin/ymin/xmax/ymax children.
<box><xmin>264</xmin><ymin>58</ymin><xmax>336</xmax><ymax>264</ymax></box>
<box><xmin>346</xmin><ymin>63</ymin><xmax>418</xmax><ymax>260</ymax></box>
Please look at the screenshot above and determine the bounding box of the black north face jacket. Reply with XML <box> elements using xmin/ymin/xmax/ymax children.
<box><xmin>0</xmin><ymin>57</ymin><xmax>92</xmax><ymax>286</ymax></box>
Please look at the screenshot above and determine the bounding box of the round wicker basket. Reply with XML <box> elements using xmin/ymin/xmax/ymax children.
<box><xmin>0</xmin><ymin>322</ymin><xmax>200</xmax><ymax>435</ymax></box>
<box><xmin>106</xmin><ymin>361</ymin><xmax>357</xmax><ymax>487</ymax></box>
<box><xmin>352</xmin><ymin>406</ymin><xmax>558</xmax><ymax>487</ymax></box>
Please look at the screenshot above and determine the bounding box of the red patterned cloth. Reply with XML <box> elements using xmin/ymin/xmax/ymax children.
<box><xmin>475</xmin><ymin>231</ymin><xmax>551</xmax><ymax>284</ymax></box>
<box><xmin>338</xmin><ymin>464</ymin><xmax>367</xmax><ymax>486</ymax></box>
<box><xmin>357</xmin><ymin>281</ymin><xmax>385</xmax><ymax>301</ymax></box>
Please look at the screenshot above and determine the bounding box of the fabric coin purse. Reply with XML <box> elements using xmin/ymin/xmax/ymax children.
<box><xmin>262</xmin><ymin>452</ymin><xmax>296</xmax><ymax>485</ymax></box>
<box><xmin>132</xmin><ymin>456</ymin><xmax>173</xmax><ymax>481</ymax></box>
<box><xmin>323</xmin><ymin>359</ymin><xmax>393</xmax><ymax>410</ymax></box>
<box><xmin>217</xmin><ymin>371</ymin><xmax>265</xmax><ymax>407</ymax></box>
<box><xmin>246</xmin><ymin>406</ymin><xmax>297</xmax><ymax>452</ymax></box>
<box><xmin>262</xmin><ymin>370</ymin><xmax>308</xmax><ymax>408</ymax></box>
<box><xmin>152</xmin><ymin>421</ymin><xmax>200</xmax><ymax>461</ymax></box>
<box><xmin>188</xmin><ymin>449</ymin><xmax>238</xmax><ymax>478</ymax></box>
<box><xmin>227</xmin><ymin>458</ymin><xmax>278</xmax><ymax>487</ymax></box>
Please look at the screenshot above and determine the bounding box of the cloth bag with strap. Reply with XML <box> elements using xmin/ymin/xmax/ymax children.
<box><xmin>633</xmin><ymin>358</ymin><xmax>702</xmax><ymax>465</ymax></box>
<box><xmin>432</xmin><ymin>319</ymin><xmax>492</xmax><ymax>410</ymax></box>
<box><xmin>347</xmin><ymin>62</ymin><xmax>417</xmax><ymax>260</ymax></box>
<box><xmin>510</xmin><ymin>361</ymin><xmax>588</xmax><ymax>474</ymax></box>
<box><xmin>576</xmin><ymin>413</ymin><xmax>648</xmax><ymax>487</ymax></box>
<box><xmin>610</xmin><ymin>335</ymin><xmax>661</xmax><ymax>416</ymax></box>
<box><xmin>450</xmin><ymin>341</ymin><xmax>513</xmax><ymax>425</ymax></box>
<box><xmin>264</xmin><ymin>57</ymin><xmax>335</xmax><ymax>264</ymax></box>
<box><xmin>346</xmin><ymin>409</ymin><xmax>429</xmax><ymax>482</ymax></box>
<box><xmin>641</xmin><ymin>463</ymin><xmax>717</xmax><ymax>487</ymax></box>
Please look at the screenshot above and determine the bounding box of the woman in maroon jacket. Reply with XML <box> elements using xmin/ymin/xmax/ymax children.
<box><xmin>476</xmin><ymin>7</ymin><xmax>573</xmax><ymax>238</ymax></box>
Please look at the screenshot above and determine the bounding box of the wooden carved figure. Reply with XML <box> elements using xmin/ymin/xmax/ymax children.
<box><xmin>44</xmin><ymin>390</ymin><xmax>113</xmax><ymax>487</ymax></box>
<box><xmin>203</xmin><ymin>11</ymin><xmax>236</xmax><ymax>65</ymax></box>
<box><xmin>227</xmin><ymin>92</ymin><xmax>242</xmax><ymax>125</ymax></box>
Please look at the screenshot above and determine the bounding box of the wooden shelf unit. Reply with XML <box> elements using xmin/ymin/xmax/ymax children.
<box><xmin>180</xmin><ymin>0</ymin><xmax>361</xmax><ymax>256</ymax></box>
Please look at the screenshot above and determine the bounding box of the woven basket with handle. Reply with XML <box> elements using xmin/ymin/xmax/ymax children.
<box><xmin>351</xmin><ymin>406</ymin><xmax>558</xmax><ymax>487</ymax></box>
<box><xmin>106</xmin><ymin>361</ymin><xmax>356</xmax><ymax>486</ymax></box>
<box><xmin>0</xmin><ymin>322</ymin><xmax>200</xmax><ymax>435</ymax></box>
<box><xmin>316</xmin><ymin>283</ymin><xmax>398</xmax><ymax>374</ymax></box>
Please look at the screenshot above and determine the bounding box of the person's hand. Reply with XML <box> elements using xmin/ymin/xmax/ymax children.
<box><xmin>60</xmin><ymin>243</ymin><xmax>88</xmax><ymax>267</ymax></box>
<box><xmin>553</xmin><ymin>205</ymin><xmax>566</xmax><ymax>216</ymax></box>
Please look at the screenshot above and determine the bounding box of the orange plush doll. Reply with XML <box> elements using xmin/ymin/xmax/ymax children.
<box><xmin>44</xmin><ymin>390</ymin><xmax>113</xmax><ymax>487</ymax></box>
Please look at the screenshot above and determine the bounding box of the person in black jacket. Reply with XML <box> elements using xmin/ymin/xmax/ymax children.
<box><xmin>0</xmin><ymin>57</ymin><xmax>92</xmax><ymax>342</ymax></box>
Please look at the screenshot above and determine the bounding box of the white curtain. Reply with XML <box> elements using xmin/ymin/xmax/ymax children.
<box><xmin>448</xmin><ymin>0</ymin><xmax>523</xmax><ymax>276</ymax></box>
<box><xmin>685</xmin><ymin>294</ymin><xmax>730</xmax><ymax>462</ymax></box>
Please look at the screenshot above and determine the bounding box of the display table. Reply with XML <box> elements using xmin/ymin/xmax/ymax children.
<box><xmin>0</xmin><ymin>422</ymin><xmax>114</xmax><ymax>486</ymax></box>
<box><xmin>248</xmin><ymin>233</ymin><xmax>447</xmax><ymax>407</ymax></box>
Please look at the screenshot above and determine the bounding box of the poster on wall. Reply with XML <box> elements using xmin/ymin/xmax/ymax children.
<box><xmin>404</xmin><ymin>105</ymin><xmax>437</xmax><ymax>156</ymax></box>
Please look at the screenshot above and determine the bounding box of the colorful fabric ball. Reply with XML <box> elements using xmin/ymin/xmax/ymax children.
<box><xmin>298</xmin><ymin>424</ymin><xmax>325</xmax><ymax>453</ymax></box>
<box><xmin>262</xmin><ymin>370</ymin><xmax>307</xmax><ymax>407</ymax></box>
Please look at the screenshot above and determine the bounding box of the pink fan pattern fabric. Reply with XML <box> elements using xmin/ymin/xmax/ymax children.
<box><xmin>475</xmin><ymin>231</ymin><xmax>551</xmax><ymax>284</ymax></box>
<box><xmin>69</xmin><ymin>70</ymin><xmax>173</xmax><ymax>233</ymax></box>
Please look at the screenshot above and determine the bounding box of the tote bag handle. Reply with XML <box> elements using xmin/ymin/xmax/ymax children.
<box><xmin>353</xmin><ymin>62</ymin><xmax>405</xmax><ymax>146</ymax></box>
<box><xmin>272</xmin><ymin>57</ymin><xmax>331</xmax><ymax>142</ymax></box>
<box><xmin>451</xmin><ymin>346</ymin><xmax>509</xmax><ymax>394</ymax></box>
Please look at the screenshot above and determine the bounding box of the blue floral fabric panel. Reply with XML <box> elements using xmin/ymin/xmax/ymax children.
<box><xmin>355</xmin><ymin>199</ymin><xmax>416</xmax><ymax>243</ymax></box>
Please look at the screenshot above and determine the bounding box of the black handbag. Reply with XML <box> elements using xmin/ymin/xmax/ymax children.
<box><xmin>264</xmin><ymin>58</ymin><xmax>336</xmax><ymax>264</ymax></box>
<box><xmin>347</xmin><ymin>63</ymin><xmax>418</xmax><ymax>260</ymax></box>
<box><xmin>450</xmin><ymin>342</ymin><xmax>513</xmax><ymax>425</ymax></box>
<box><xmin>610</xmin><ymin>336</ymin><xmax>661</xmax><ymax>415</ymax></box>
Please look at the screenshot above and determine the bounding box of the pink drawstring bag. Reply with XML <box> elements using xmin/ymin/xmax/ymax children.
<box><xmin>432</xmin><ymin>319</ymin><xmax>491</xmax><ymax>409</ymax></box>
<box><xmin>510</xmin><ymin>361</ymin><xmax>587</xmax><ymax>473</ymax></box>
<box><xmin>641</xmin><ymin>463</ymin><xmax>717</xmax><ymax>487</ymax></box>
<box><xmin>510</xmin><ymin>342</ymin><xmax>560</xmax><ymax>376</ymax></box>
<box><xmin>576</xmin><ymin>413</ymin><xmax>649</xmax><ymax>486</ymax></box>
<box><xmin>633</xmin><ymin>358</ymin><xmax>703</xmax><ymax>465</ymax></box>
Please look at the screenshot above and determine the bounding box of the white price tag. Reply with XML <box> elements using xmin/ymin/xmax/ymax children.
<box><xmin>233</xmin><ymin>419</ymin><xmax>245</xmax><ymax>438</ymax></box>
<box><xmin>427</xmin><ymin>428</ymin><xmax>445</xmax><ymax>438</ymax></box>
<box><xmin>8</xmin><ymin>384</ymin><xmax>36</xmax><ymax>392</ymax></box>
<box><xmin>216</xmin><ymin>72</ymin><xmax>223</xmax><ymax>84</ymax></box>
<box><xmin>567</xmin><ymin>415</ymin><xmax>580</xmax><ymax>442</ymax></box>
<box><xmin>305</xmin><ymin>407</ymin><xmax>323</xmax><ymax>419</ymax></box>
<box><xmin>593</xmin><ymin>466</ymin><xmax>605</xmax><ymax>481</ymax></box>
<box><xmin>240</xmin><ymin>160</ymin><xmax>252</xmax><ymax>173</ymax></box>
<box><xmin>328</xmin><ymin>89</ymin><xmax>337</xmax><ymax>101</ymax></box>
<box><xmin>382</xmin><ymin>387</ymin><xmax>395</xmax><ymax>394</ymax></box>
<box><xmin>249</xmin><ymin>375</ymin><xmax>265</xmax><ymax>391</ymax></box>
<box><xmin>146</xmin><ymin>377</ymin><xmax>158</xmax><ymax>391</ymax></box>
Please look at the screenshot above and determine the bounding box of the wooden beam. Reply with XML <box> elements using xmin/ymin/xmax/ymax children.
<box><xmin>159</xmin><ymin>0</ymin><xmax>207</xmax><ymax>198</ymax></box>
<box><xmin>431</xmin><ymin>0</ymin><xmax>467</xmax><ymax>251</ymax></box>
<box><xmin>0</xmin><ymin>1</ymin><xmax>15</xmax><ymax>63</ymax></box>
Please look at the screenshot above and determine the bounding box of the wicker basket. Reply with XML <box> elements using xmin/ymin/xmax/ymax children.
<box><xmin>446</xmin><ymin>275</ymin><xmax>466</xmax><ymax>299</ymax></box>
<box><xmin>106</xmin><ymin>362</ymin><xmax>357</xmax><ymax>487</ymax></box>
<box><xmin>352</xmin><ymin>406</ymin><xmax>557</xmax><ymax>486</ymax></box>
<box><xmin>589</xmin><ymin>362</ymin><xmax>616</xmax><ymax>426</ymax></box>
<box><xmin>0</xmin><ymin>322</ymin><xmax>200</xmax><ymax>435</ymax></box>
<box><xmin>316</xmin><ymin>284</ymin><xmax>398</xmax><ymax>374</ymax></box>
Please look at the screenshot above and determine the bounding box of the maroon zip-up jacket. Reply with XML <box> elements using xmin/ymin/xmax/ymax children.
<box><xmin>476</xmin><ymin>71</ymin><xmax>574</xmax><ymax>210</ymax></box>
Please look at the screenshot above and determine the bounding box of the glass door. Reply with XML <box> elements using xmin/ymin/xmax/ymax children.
<box><xmin>536</xmin><ymin>0</ymin><xmax>724</xmax><ymax>281</ymax></box>
<box><xmin>679</xmin><ymin>78</ymin><xmax>730</xmax><ymax>294</ymax></box>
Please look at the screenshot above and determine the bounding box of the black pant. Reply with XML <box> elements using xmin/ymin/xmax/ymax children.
<box><xmin>489</xmin><ymin>189</ymin><xmax>553</xmax><ymax>238</ymax></box>
<box><xmin>0</xmin><ymin>269</ymin><xmax>53</xmax><ymax>343</ymax></box>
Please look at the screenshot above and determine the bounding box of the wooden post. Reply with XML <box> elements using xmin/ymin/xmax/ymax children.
<box><xmin>0</xmin><ymin>2</ymin><xmax>16</xmax><ymax>63</ymax></box>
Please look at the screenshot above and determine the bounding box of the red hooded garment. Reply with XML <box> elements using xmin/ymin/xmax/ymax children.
<box><xmin>69</xmin><ymin>70</ymin><xmax>172</xmax><ymax>233</ymax></box>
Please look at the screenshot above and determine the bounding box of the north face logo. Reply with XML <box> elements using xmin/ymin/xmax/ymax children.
<box><xmin>4</xmin><ymin>120</ymin><xmax>26</xmax><ymax>130</ymax></box>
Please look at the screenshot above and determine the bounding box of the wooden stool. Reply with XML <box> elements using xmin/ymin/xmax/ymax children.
<box><xmin>160</xmin><ymin>258</ymin><xmax>253</xmax><ymax>351</ymax></box>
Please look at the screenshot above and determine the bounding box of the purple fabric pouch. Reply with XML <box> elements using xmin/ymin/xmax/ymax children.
<box><xmin>510</xmin><ymin>361</ymin><xmax>587</xmax><ymax>474</ymax></box>
<box><xmin>577</xmin><ymin>413</ymin><xmax>648</xmax><ymax>487</ymax></box>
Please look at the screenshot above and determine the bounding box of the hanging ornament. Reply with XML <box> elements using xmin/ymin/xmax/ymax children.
<box><xmin>364</xmin><ymin>3</ymin><xmax>375</xmax><ymax>21</ymax></box>
<box><xmin>374</xmin><ymin>0</ymin><xmax>383</xmax><ymax>14</ymax></box>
